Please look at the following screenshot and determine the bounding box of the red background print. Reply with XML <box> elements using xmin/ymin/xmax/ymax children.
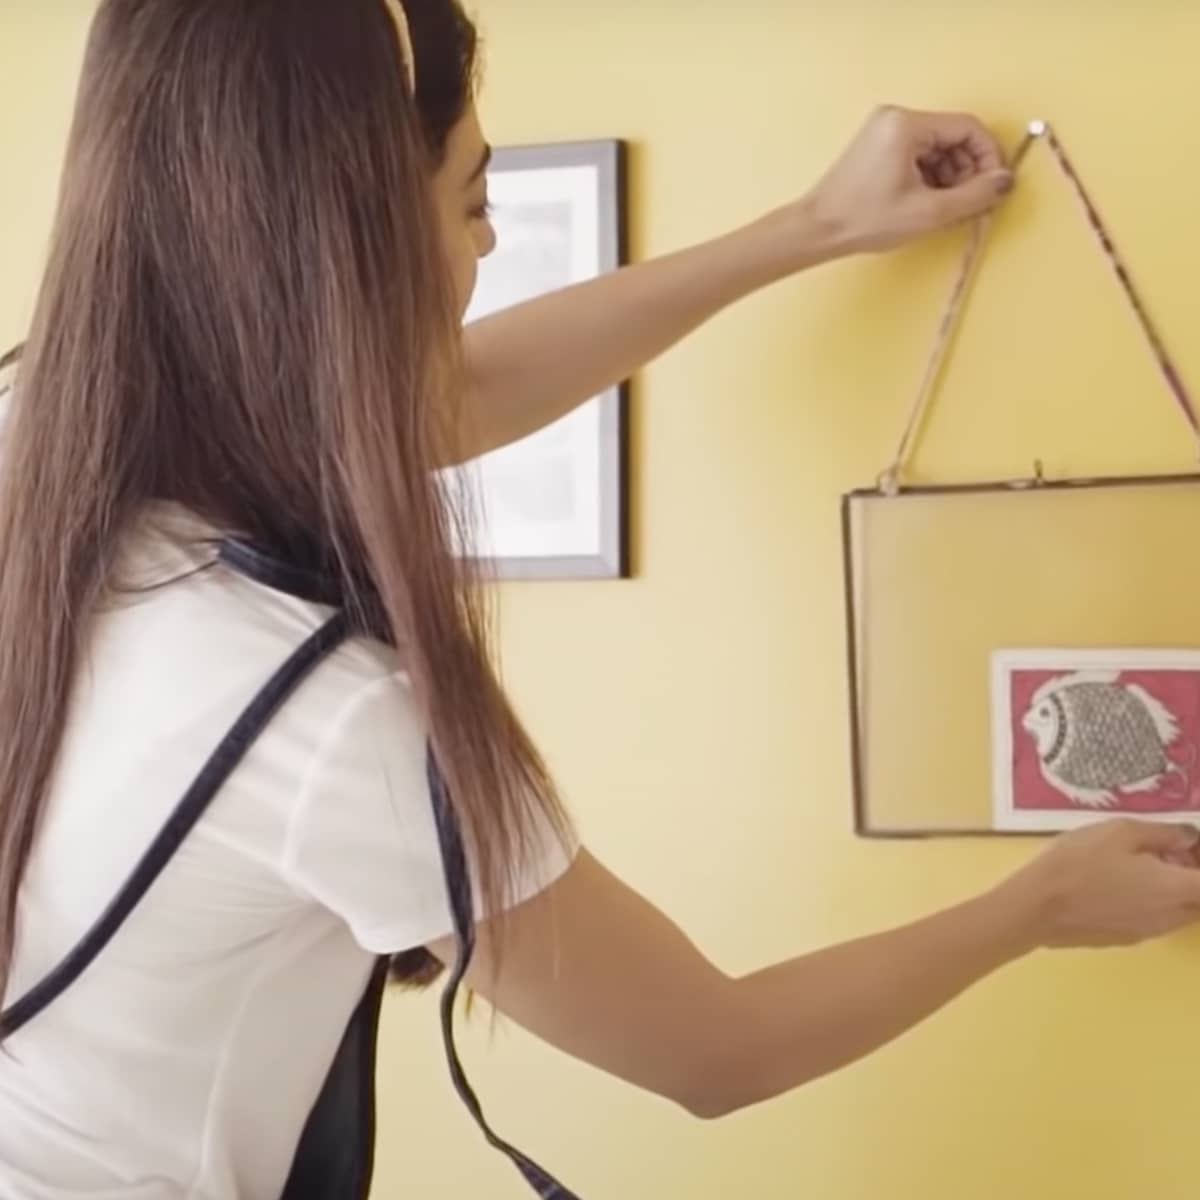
<box><xmin>1009</xmin><ymin>668</ymin><xmax>1200</xmax><ymax>813</ymax></box>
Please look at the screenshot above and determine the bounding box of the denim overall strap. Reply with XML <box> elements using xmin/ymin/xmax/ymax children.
<box><xmin>0</xmin><ymin>613</ymin><xmax>351</xmax><ymax>1041</ymax></box>
<box><xmin>279</xmin><ymin>956</ymin><xmax>390</xmax><ymax>1200</ymax></box>
<box><xmin>426</xmin><ymin>753</ymin><xmax>583</xmax><ymax>1200</ymax></box>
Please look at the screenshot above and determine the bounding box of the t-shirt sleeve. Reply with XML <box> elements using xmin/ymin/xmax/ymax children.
<box><xmin>281</xmin><ymin>671</ymin><xmax>576</xmax><ymax>955</ymax></box>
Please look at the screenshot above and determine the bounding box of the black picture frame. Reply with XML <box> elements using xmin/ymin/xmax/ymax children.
<box><xmin>459</xmin><ymin>138</ymin><xmax>630</xmax><ymax>581</ymax></box>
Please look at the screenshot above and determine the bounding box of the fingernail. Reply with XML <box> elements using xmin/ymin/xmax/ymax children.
<box><xmin>995</xmin><ymin>171</ymin><xmax>1015</xmax><ymax>196</ymax></box>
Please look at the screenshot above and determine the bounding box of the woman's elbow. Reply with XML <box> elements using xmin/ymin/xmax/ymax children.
<box><xmin>668</xmin><ymin>1056</ymin><xmax>762</xmax><ymax>1121</ymax></box>
<box><xmin>659</xmin><ymin>994</ymin><xmax>775</xmax><ymax>1119</ymax></box>
<box><xmin>669</xmin><ymin>1041</ymin><xmax>820</xmax><ymax>1119</ymax></box>
<box><xmin>679</xmin><ymin>1090</ymin><xmax>739</xmax><ymax>1121</ymax></box>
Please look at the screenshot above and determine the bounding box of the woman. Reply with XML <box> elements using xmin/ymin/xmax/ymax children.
<box><xmin>2</xmin><ymin>1</ymin><xmax>1199</xmax><ymax>1197</ymax></box>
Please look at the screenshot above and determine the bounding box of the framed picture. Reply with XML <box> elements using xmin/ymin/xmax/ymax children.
<box><xmin>454</xmin><ymin>139</ymin><xmax>629</xmax><ymax>580</ymax></box>
<box><xmin>991</xmin><ymin>648</ymin><xmax>1200</xmax><ymax>831</ymax></box>
<box><xmin>842</xmin><ymin>472</ymin><xmax>1200</xmax><ymax>838</ymax></box>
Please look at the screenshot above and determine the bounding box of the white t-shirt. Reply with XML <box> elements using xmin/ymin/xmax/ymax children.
<box><xmin>0</xmin><ymin>498</ymin><xmax>574</xmax><ymax>1199</ymax></box>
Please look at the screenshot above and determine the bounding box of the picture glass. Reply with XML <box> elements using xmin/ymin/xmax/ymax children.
<box><xmin>845</xmin><ymin>476</ymin><xmax>1200</xmax><ymax>835</ymax></box>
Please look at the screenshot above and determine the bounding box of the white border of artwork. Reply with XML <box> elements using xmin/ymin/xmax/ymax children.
<box><xmin>990</xmin><ymin>648</ymin><xmax>1200</xmax><ymax>832</ymax></box>
<box><xmin>452</xmin><ymin>140</ymin><xmax>628</xmax><ymax>581</ymax></box>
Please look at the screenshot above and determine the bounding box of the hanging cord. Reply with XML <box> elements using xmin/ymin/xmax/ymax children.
<box><xmin>877</xmin><ymin>119</ymin><xmax>1200</xmax><ymax>495</ymax></box>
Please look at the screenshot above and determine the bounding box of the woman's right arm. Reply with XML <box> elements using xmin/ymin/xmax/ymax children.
<box><xmin>428</xmin><ymin>819</ymin><xmax>1200</xmax><ymax>1119</ymax></box>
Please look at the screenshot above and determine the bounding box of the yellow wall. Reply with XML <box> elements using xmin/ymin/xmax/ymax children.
<box><xmin>5</xmin><ymin>3</ymin><xmax>1200</xmax><ymax>1198</ymax></box>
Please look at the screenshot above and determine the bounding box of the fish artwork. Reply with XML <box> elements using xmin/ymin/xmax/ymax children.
<box><xmin>1020</xmin><ymin>671</ymin><xmax>1193</xmax><ymax>809</ymax></box>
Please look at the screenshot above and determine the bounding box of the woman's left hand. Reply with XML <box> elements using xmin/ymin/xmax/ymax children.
<box><xmin>805</xmin><ymin>104</ymin><xmax>1013</xmax><ymax>255</ymax></box>
<box><xmin>460</xmin><ymin>104</ymin><xmax>1013</xmax><ymax>459</ymax></box>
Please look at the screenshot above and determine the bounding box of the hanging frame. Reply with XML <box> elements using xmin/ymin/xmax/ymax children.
<box><xmin>843</xmin><ymin>120</ymin><xmax>1200</xmax><ymax>838</ymax></box>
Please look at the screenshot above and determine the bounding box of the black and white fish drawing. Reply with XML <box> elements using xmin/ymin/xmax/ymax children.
<box><xmin>1021</xmin><ymin>671</ymin><xmax>1194</xmax><ymax>809</ymax></box>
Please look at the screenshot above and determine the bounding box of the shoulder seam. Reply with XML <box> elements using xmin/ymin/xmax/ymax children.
<box><xmin>278</xmin><ymin>670</ymin><xmax>417</xmax><ymax>895</ymax></box>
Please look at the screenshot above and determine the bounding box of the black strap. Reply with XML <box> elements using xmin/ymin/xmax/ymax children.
<box><xmin>0</xmin><ymin>613</ymin><xmax>350</xmax><ymax>1039</ymax></box>
<box><xmin>427</xmin><ymin>754</ymin><xmax>582</xmax><ymax>1200</ymax></box>
<box><xmin>280</xmin><ymin>956</ymin><xmax>389</xmax><ymax>1200</ymax></box>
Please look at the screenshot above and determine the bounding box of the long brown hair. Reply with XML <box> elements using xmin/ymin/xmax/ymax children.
<box><xmin>0</xmin><ymin>0</ymin><xmax>568</xmax><ymax>1004</ymax></box>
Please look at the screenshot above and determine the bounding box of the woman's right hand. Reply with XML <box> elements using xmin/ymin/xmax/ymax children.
<box><xmin>997</xmin><ymin>818</ymin><xmax>1200</xmax><ymax>949</ymax></box>
<box><xmin>432</xmin><ymin>827</ymin><xmax>1200</xmax><ymax>1122</ymax></box>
